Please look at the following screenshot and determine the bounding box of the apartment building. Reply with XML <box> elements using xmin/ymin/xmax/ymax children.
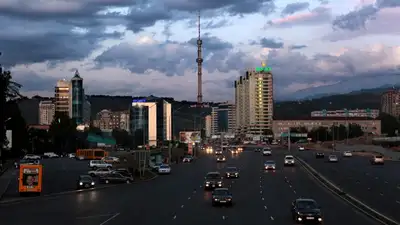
<box><xmin>39</xmin><ymin>100</ymin><xmax>55</xmax><ymax>125</ymax></box>
<box><xmin>272</xmin><ymin>118</ymin><xmax>381</xmax><ymax>138</ymax></box>
<box><xmin>381</xmin><ymin>89</ymin><xmax>400</xmax><ymax>117</ymax></box>
<box><xmin>54</xmin><ymin>79</ymin><xmax>70</xmax><ymax>116</ymax></box>
<box><xmin>93</xmin><ymin>110</ymin><xmax>130</xmax><ymax>131</ymax></box>
<box><xmin>311</xmin><ymin>109</ymin><xmax>379</xmax><ymax>118</ymax></box>
<box><xmin>234</xmin><ymin>68</ymin><xmax>273</xmax><ymax>135</ymax></box>
<box><xmin>210</xmin><ymin>102</ymin><xmax>236</xmax><ymax>135</ymax></box>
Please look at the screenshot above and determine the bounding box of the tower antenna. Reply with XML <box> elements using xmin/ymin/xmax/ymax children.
<box><xmin>196</xmin><ymin>10</ymin><xmax>203</xmax><ymax>106</ymax></box>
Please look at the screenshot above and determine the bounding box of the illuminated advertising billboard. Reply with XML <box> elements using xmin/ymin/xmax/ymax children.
<box><xmin>179</xmin><ymin>131</ymin><xmax>201</xmax><ymax>143</ymax></box>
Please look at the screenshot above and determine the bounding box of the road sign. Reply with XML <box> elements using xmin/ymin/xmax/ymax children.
<box><xmin>322</xmin><ymin>109</ymin><xmax>327</xmax><ymax>116</ymax></box>
<box><xmin>344</xmin><ymin>108</ymin><xmax>349</xmax><ymax>117</ymax></box>
<box><xmin>280</xmin><ymin>133</ymin><xmax>308</xmax><ymax>137</ymax></box>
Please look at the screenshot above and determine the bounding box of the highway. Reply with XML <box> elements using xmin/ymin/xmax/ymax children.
<box><xmin>0</xmin><ymin>148</ymin><xmax>378</xmax><ymax>225</ymax></box>
<box><xmin>297</xmin><ymin>150</ymin><xmax>400</xmax><ymax>222</ymax></box>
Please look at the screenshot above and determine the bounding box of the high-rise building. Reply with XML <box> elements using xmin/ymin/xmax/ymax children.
<box><xmin>234</xmin><ymin>68</ymin><xmax>273</xmax><ymax>135</ymax></box>
<box><xmin>54</xmin><ymin>79</ymin><xmax>70</xmax><ymax>116</ymax></box>
<box><xmin>39</xmin><ymin>100</ymin><xmax>55</xmax><ymax>125</ymax></box>
<box><xmin>129</xmin><ymin>97</ymin><xmax>172</xmax><ymax>146</ymax></box>
<box><xmin>210</xmin><ymin>102</ymin><xmax>236</xmax><ymax>135</ymax></box>
<box><xmin>381</xmin><ymin>89</ymin><xmax>400</xmax><ymax>117</ymax></box>
<box><xmin>69</xmin><ymin>70</ymin><xmax>84</xmax><ymax>124</ymax></box>
<box><xmin>204</xmin><ymin>115</ymin><xmax>212</xmax><ymax>138</ymax></box>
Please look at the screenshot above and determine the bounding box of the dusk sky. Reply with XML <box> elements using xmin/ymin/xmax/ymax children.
<box><xmin>0</xmin><ymin>0</ymin><xmax>399</xmax><ymax>101</ymax></box>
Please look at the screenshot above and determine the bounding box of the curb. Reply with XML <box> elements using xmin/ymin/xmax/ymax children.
<box><xmin>0</xmin><ymin>173</ymin><xmax>159</xmax><ymax>205</ymax></box>
<box><xmin>294</xmin><ymin>155</ymin><xmax>399</xmax><ymax>225</ymax></box>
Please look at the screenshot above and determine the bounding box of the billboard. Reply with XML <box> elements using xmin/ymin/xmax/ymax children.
<box><xmin>179</xmin><ymin>131</ymin><xmax>201</xmax><ymax>143</ymax></box>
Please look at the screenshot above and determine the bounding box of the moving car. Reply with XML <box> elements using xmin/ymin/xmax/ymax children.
<box><xmin>204</xmin><ymin>172</ymin><xmax>223</xmax><ymax>190</ymax></box>
<box><xmin>328</xmin><ymin>155</ymin><xmax>339</xmax><ymax>162</ymax></box>
<box><xmin>342</xmin><ymin>151</ymin><xmax>352</xmax><ymax>157</ymax></box>
<box><xmin>315</xmin><ymin>152</ymin><xmax>324</xmax><ymax>158</ymax></box>
<box><xmin>89</xmin><ymin>160</ymin><xmax>112</xmax><ymax>169</ymax></box>
<box><xmin>298</xmin><ymin>146</ymin><xmax>305</xmax><ymax>151</ymax></box>
<box><xmin>113</xmin><ymin>168</ymin><xmax>132</xmax><ymax>177</ymax></box>
<box><xmin>212</xmin><ymin>188</ymin><xmax>233</xmax><ymax>206</ymax></box>
<box><xmin>264</xmin><ymin>160</ymin><xmax>276</xmax><ymax>170</ymax></box>
<box><xmin>216</xmin><ymin>155</ymin><xmax>226</xmax><ymax>162</ymax></box>
<box><xmin>237</xmin><ymin>147</ymin><xmax>243</xmax><ymax>152</ymax></box>
<box><xmin>206</xmin><ymin>147</ymin><xmax>213</xmax><ymax>153</ymax></box>
<box><xmin>215</xmin><ymin>149</ymin><xmax>223</xmax><ymax>155</ymax></box>
<box><xmin>182</xmin><ymin>155</ymin><xmax>194</xmax><ymax>163</ymax></box>
<box><xmin>100</xmin><ymin>172</ymin><xmax>134</xmax><ymax>184</ymax></box>
<box><xmin>23</xmin><ymin>154</ymin><xmax>41</xmax><ymax>160</ymax></box>
<box><xmin>44</xmin><ymin>152</ymin><xmax>59</xmax><ymax>158</ymax></box>
<box><xmin>158</xmin><ymin>164</ymin><xmax>171</xmax><ymax>174</ymax></box>
<box><xmin>231</xmin><ymin>149</ymin><xmax>238</xmax><ymax>154</ymax></box>
<box><xmin>284</xmin><ymin>155</ymin><xmax>295</xmax><ymax>166</ymax></box>
<box><xmin>68</xmin><ymin>153</ymin><xmax>76</xmax><ymax>159</ymax></box>
<box><xmin>225</xmin><ymin>167</ymin><xmax>239</xmax><ymax>178</ymax></box>
<box><xmin>370</xmin><ymin>155</ymin><xmax>384</xmax><ymax>165</ymax></box>
<box><xmin>262</xmin><ymin>148</ymin><xmax>272</xmax><ymax>156</ymax></box>
<box><xmin>151</xmin><ymin>162</ymin><xmax>163</xmax><ymax>171</ymax></box>
<box><xmin>77</xmin><ymin>175</ymin><xmax>95</xmax><ymax>189</ymax></box>
<box><xmin>291</xmin><ymin>198</ymin><xmax>323</xmax><ymax>223</ymax></box>
<box><xmin>102</xmin><ymin>156</ymin><xmax>120</xmax><ymax>163</ymax></box>
<box><xmin>88</xmin><ymin>168</ymin><xmax>113</xmax><ymax>177</ymax></box>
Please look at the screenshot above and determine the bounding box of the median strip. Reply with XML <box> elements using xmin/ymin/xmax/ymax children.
<box><xmin>294</xmin><ymin>155</ymin><xmax>400</xmax><ymax>225</ymax></box>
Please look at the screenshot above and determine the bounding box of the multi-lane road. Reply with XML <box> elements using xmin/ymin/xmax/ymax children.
<box><xmin>0</xmin><ymin>148</ymin><xmax>379</xmax><ymax>225</ymax></box>
<box><xmin>297</xmin><ymin>150</ymin><xmax>400</xmax><ymax>222</ymax></box>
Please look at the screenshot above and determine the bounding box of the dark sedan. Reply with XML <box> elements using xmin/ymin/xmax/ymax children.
<box><xmin>77</xmin><ymin>175</ymin><xmax>95</xmax><ymax>189</ymax></box>
<box><xmin>212</xmin><ymin>188</ymin><xmax>233</xmax><ymax>206</ymax></box>
<box><xmin>225</xmin><ymin>167</ymin><xmax>239</xmax><ymax>178</ymax></box>
<box><xmin>100</xmin><ymin>172</ymin><xmax>134</xmax><ymax>184</ymax></box>
<box><xmin>291</xmin><ymin>198</ymin><xmax>323</xmax><ymax>223</ymax></box>
<box><xmin>315</xmin><ymin>152</ymin><xmax>324</xmax><ymax>158</ymax></box>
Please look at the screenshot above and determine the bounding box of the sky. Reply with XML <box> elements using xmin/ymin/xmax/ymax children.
<box><xmin>0</xmin><ymin>0</ymin><xmax>399</xmax><ymax>101</ymax></box>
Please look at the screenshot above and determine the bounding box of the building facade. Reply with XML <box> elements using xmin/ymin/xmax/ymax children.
<box><xmin>234</xmin><ymin>69</ymin><xmax>273</xmax><ymax>135</ymax></box>
<box><xmin>39</xmin><ymin>100</ymin><xmax>55</xmax><ymax>125</ymax></box>
<box><xmin>381</xmin><ymin>89</ymin><xmax>400</xmax><ymax>117</ymax></box>
<box><xmin>54</xmin><ymin>79</ymin><xmax>70</xmax><ymax>116</ymax></box>
<box><xmin>129</xmin><ymin>98</ymin><xmax>172</xmax><ymax>146</ymax></box>
<box><xmin>210</xmin><ymin>102</ymin><xmax>236</xmax><ymax>135</ymax></box>
<box><xmin>93</xmin><ymin>109</ymin><xmax>129</xmax><ymax>131</ymax></box>
<box><xmin>311</xmin><ymin>109</ymin><xmax>379</xmax><ymax>118</ymax></box>
<box><xmin>272</xmin><ymin>118</ymin><xmax>381</xmax><ymax>138</ymax></box>
<box><xmin>69</xmin><ymin>70</ymin><xmax>84</xmax><ymax>124</ymax></box>
<box><xmin>204</xmin><ymin>115</ymin><xmax>212</xmax><ymax>138</ymax></box>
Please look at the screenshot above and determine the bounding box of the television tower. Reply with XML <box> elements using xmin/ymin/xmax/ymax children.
<box><xmin>196</xmin><ymin>11</ymin><xmax>203</xmax><ymax>105</ymax></box>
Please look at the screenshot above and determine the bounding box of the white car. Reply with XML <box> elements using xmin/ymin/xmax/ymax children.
<box><xmin>182</xmin><ymin>156</ymin><xmax>193</xmax><ymax>163</ymax></box>
<box><xmin>102</xmin><ymin>156</ymin><xmax>120</xmax><ymax>163</ymax></box>
<box><xmin>328</xmin><ymin>155</ymin><xmax>339</xmax><ymax>162</ymax></box>
<box><xmin>371</xmin><ymin>155</ymin><xmax>384</xmax><ymax>165</ymax></box>
<box><xmin>23</xmin><ymin>154</ymin><xmax>41</xmax><ymax>160</ymax></box>
<box><xmin>284</xmin><ymin>155</ymin><xmax>295</xmax><ymax>166</ymax></box>
<box><xmin>343</xmin><ymin>151</ymin><xmax>352</xmax><ymax>157</ymax></box>
<box><xmin>44</xmin><ymin>152</ymin><xmax>59</xmax><ymax>158</ymax></box>
<box><xmin>68</xmin><ymin>153</ymin><xmax>76</xmax><ymax>158</ymax></box>
<box><xmin>262</xmin><ymin>148</ymin><xmax>272</xmax><ymax>156</ymax></box>
<box><xmin>151</xmin><ymin>163</ymin><xmax>163</xmax><ymax>171</ymax></box>
<box><xmin>88</xmin><ymin>168</ymin><xmax>113</xmax><ymax>177</ymax></box>
<box><xmin>89</xmin><ymin>160</ymin><xmax>112</xmax><ymax>169</ymax></box>
<box><xmin>158</xmin><ymin>164</ymin><xmax>171</xmax><ymax>174</ymax></box>
<box><xmin>298</xmin><ymin>146</ymin><xmax>305</xmax><ymax>151</ymax></box>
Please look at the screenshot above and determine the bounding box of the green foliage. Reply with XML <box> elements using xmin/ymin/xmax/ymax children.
<box><xmin>307</xmin><ymin>124</ymin><xmax>364</xmax><ymax>142</ymax></box>
<box><xmin>112</xmin><ymin>128</ymin><xmax>133</xmax><ymax>148</ymax></box>
<box><xmin>48</xmin><ymin>112</ymin><xmax>77</xmax><ymax>153</ymax></box>
<box><xmin>378</xmin><ymin>113</ymin><xmax>400</xmax><ymax>136</ymax></box>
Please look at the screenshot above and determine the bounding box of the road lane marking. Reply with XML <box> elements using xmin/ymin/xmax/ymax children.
<box><xmin>76</xmin><ymin>214</ymin><xmax>115</xmax><ymax>219</ymax></box>
<box><xmin>173</xmin><ymin>215</ymin><xmax>177</xmax><ymax>219</ymax></box>
<box><xmin>222</xmin><ymin>216</ymin><xmax>226</xmax><ymax>220</ymax></box>
<box><xmin>261</xmin><ymin>197</ymin><xmax>264</xmax><ymax>200</ymax></box>
<box><xmin>188</xmin><ymin>197</ymin><xmax>191</xmax><ymax>200</ymax></box>
<box><xmin>289</xmin><ymin>185</ymin><xmax>292</xmax><ymax>188</ymax></box>
<box><xmin>375</xmin><ymin>177</ymin><xmax>378</xmax><ymax>179</ymax></box>
<box><xmin>384</xmin><ymin>181</ymin><xmax>388</xmax><ymax>184</ymax></box>
<box><xmin>367</xmin><ymin>187</ymin><xmax>371</xmax><ymax>190</ymax></box>
<box><xmin>380</xmin><ymin>193</ymin><xmax>383</xmax><ymax>196</ymax></box>
<box><xmin>99</xmin><ymin>213</ymin><xmax>120</xmax><ymax>225</ymax></box>
<box><xmin>270</xmin><ymin>216</ymin><xmax>274</xmax><ymax>220</ymax></box>
<box><xmin>293</xmin><ymin>190</ymin><xmax>297</xmax><ymax>194</ymax></box>
<box><xmin>396</xmin><ymin>201</ymin><xmax>400</xmax><ymax>204</ymax></box>
<box><xmin>260</xmin><ymin>191</ymin><xmax>263</xmax><ymax>194</ymax></box>
<box><xmin>264</xmin><ymin>206</ymin><xmax>268</xmax><ymax>210</ymax></box>
<box><xmin>181</xmin><ymin>205</ymin><xmax>184</xmax><ymax>208</ymax></box>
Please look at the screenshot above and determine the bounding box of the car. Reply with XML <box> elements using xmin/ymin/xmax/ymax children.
<box><xmin>291</xmin><ymin>198</ymin><xmax>323</xmax><ymax>223</ymax></box>
<box><xmin>225</xmin><ymin>167</ymin><xmax>239</xmax><ymax>178</ymax></box>
<box><xmin>284</xmin><ymin>155</ymin><xmax>295</xmax><ymax>166</ymax></box>
<box><xmin>264</xmin><ymin>160</ymin><xmax>276</xmax><ymax>170</ymax></box>
<box><xmin>44</xmin><ymin>152</ymin><xmax>59</xmax><ymax>158</ymax></box>
<box><xmin>102</xmin><ymin>156</ymin><xmax>120</xmax><ymax>163</ymax></box>
<box><xmin>182</xmin><ymin>155</ymin><xmax>194</xmax><ymax>163</ymax></box>
<box><xmin>206</xmin><ymin>147</ymin><xmax>213</xmax><ymax>153</ymax></box>
<box><xmin>68</xmin><ymin>153</ymin><xmax>76</xmax><ymax>159</ymax></box>
<box><xmin>158</xmin><ymin>164</ymin><xmax>171</xmax><ymax>174</ymax></box>
<box><xmin>343</xmin><ymin>151</ymin><xmax>352</xmax><ymax>157</ymax></box>
<box><xmin>370</xmin><ymin>155</ymin><xmax>384</xmax><ymax>165</ymax></box>
<box><xmin>112</xmin><ymin>168</ymin><xmax>132</xmax><ymax>177</ymax></box>
<box><xmin>88</xmin><ymin>168</ymin><xmax>113</xmax><ymax>177</ymax></box>
<box><xmin>254</xmin><ymin>148</ymin><xmax>262</xmax><ymax>152</ymax></box>
<box><xmin>212</xmin><ymin>188</ymin><xmax>233</xmax><ymax>206</ymax></box>
<box><xmin>298</xmin><ymin>146</ymin><xmax>305</xmax><ymax>151</ymax></box>
<box><xmin>237</xmin><ymin>147</ymin><xmax>243</xmax><ymax>152</ymax></box>
<box><xmin>204</xmin><ymin>172</ymin><xmax>223</xmax><ymax>189</ymax></box>
<box><xmin>89</xmin><ymin>160</ymin><xmax>112</xmax><ymax>169</ymax></box>
<box><xmin>100</xmin><ymin>172</ymin><xmax>134</xmax><ymax>184</ymax></box>
<box><xmin>23</xmin><ymin>154</ymin><xmax>41</xmax><ymax>160</ymax></box>
<box><xmin>328</xmin><ymin>155</ymin><xmax>339</xmax><ymax>162</ymax></box>
<box><xmin>231</xmin><ymin>149</ymin><xmax>238</xmax><ymax>154</ymax></box>
<box><xmin>77</xmin><ymin>175</ymin><xmax>95</xmax><ymax>189</ymax></box>
<box><xmin>151</xmin><ymin>162</ymin><xmax>163</xmax><ymax>171</ymax></box>
<box><xmin>315</xmin><ymin>152</ymin><xmax>324</xmax><ymax>158</ymax></box>
<box><xmin>215</xmin><ymin>150</ymin><xmax>223</xmax><ymax>154</ymax></box>
<box><xmin>262</xmin><ymin>148</ymin><xmax>272</xmax><ymax>156</ymax></box>
<box><xmin>216</xmin><ymin>155</ymin><xmax>226</xmax><ymax>162</ymax></box>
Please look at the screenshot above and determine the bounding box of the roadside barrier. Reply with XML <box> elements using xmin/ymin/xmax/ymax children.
<box><xmin>294</xmin><ymin>155</ymin><xmax>400</xmax><ymax>225</ymax></box>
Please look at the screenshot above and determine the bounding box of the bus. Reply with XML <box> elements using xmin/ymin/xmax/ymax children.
<box><xmin>76</xmin><ymin>149</ymin><xmax>108</xmax><ymax>160</ymax></box>
<box><xmin>19</xmin><ymin>164</ymin><xmax>43</xmax><ymax>196</ymax></box>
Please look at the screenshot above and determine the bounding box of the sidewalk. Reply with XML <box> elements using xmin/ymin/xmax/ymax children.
<box><xmin>0</xmin><ymin>167</ymin><xmax>17</xmax><ymax>199</ymax></box>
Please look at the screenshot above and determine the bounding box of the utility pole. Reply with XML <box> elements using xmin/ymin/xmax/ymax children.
<box><xmin>288</xmin><ymin>129</ymin><xmax>291</xmax><ymax>152</ymax></box>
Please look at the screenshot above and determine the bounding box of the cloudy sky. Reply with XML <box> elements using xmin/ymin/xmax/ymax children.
<box><xmin>1</xmin><ymin>0</ymin><xmax>399</xmax><ymax>101</ymax></box>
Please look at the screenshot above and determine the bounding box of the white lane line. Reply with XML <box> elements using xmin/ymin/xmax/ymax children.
<box><xmin>260</xmin><ymin>191</ymin><xmax>263</xmax><ymax>194</ymax></box>
<box><xmin>293</xmin><ymin>190</ymin><xmax>297</xmax><ymax>194</ymax></box>
<box><xmin>173</xmin><ymin>215</ymin><xmax>177</xmax><ymax>219</ymax></box>
<box><xmin>375</xmin><ymin>177</ymin><xmax>378</xmax><ymax>179</ymax></box>
<box><xmin>261</xmin><ymin>197</ymin><xmax>264</xmax><ymax>201</ymax></box>
<box><xmin>76</xmin><ymin>214</ymin><xmax>115</xmax><ymax>219</ymax></box>
<box><xmin>397</xmin><ymin>186</ymin><xmax>400</xmax><ymax>190</ymax></box>
<box><xmin>380</xmin><ymin>193</ymin><xmax>383</xmax><ymax>196</ymax></box>
<box><xmin>99</xmin><ymin>213</ymin><xmax>120</xmax><ymax>225</ymax></box>
<box><xmin>264</xmin><ymin>205</ymin><xmax>268</xmax><ymax>210</ymax></box>
<box><xmin>396</xmin><ymin>200</ymin><xmax>400</xmax><ymax>204</ymax></box>
<box><xmin>181</xmin><ymin>205</ymin><xmax>184</xmax><ymax>208</ymax></box>
<box><xmin>270</xmin><ymin>216</ymin><xmax>274</xmax><ymax>220</ymax></box>
<box><xmin>367</xmin><ymin>187</ymin><xmax>371</xmax><ymax>190</ymax></box>
<box><xmin>222</xmin><ymin>216</ymin><xmax>226</xmax><ymax>220</ymax></box>
<box><xmin>289</xmin><ymin>185</ymin><xmax>292</xmax><ymax>188</ymax></box>
<box><xmin>384</xmin><ymin>181</ymin><xmax>388</xmax><ymax>184</ymax></box>
<box><xmin>188</xmin><ymin>197</ymin><xmax>191</xmax><ymax>200</ymax></box>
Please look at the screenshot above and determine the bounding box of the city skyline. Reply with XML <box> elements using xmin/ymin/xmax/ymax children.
<box><xmin>1</xmin><ymin>0</ymin><xmax>399</xmax><ymax>101</ymax></box>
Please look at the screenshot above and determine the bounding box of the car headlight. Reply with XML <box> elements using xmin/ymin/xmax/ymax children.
<box><xmin>91</xmin><ymin>182</ymin><xmax>95</xmax><ymax>185</ymax></box>
<box><xmin>223</xmin><ymin>158</ymin><xmax>225</xmax><ymax>160</ymax></box>
<box><xmin>218</xmin><ymin>181</ymin><xmax>222</xmax><ymax>184</ymax></box>
<box><xmin>235</xmin><ymin>173</ymin><xmax>238</xmax><ymax>175</ymax></box>
<box><xmin>79</xmin><ymin>182</ymin><xmax>83</xmax><ymax>185</ymax></box>
<box><xmin>206</xmin><ymin>181</ymin><xmax>210</xmax><ymax>184</ymax></box>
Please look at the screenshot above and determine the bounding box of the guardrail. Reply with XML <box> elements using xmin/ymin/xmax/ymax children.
<box><xmin>294</xmin><ymin>155</ymin><xmax>400</xmax><ymax>225</ymax></box>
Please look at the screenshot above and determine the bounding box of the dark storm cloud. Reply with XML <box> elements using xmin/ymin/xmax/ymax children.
<box><xmin>289</xmin><ymin>45</ymin><xmax>307</xmax><ymax>50</ymax></box>
<box><xmin>11</xmin><ymin>71</ymin><xmax>59</xmax><ymax>92</ymax></box>
<box><xmin>250</xmin><ymin>38</ymin><xmax>284</xmax><ymax>49</ymax></box>
<box><xmin>281</xmin><ymin>2</ymin><xmax>309</xmax><ymax>16</ymax></box>
<box><xmin>332</xmin><ymin>0</ymin><xmax>400</xmax><ymax>30</ymax></box>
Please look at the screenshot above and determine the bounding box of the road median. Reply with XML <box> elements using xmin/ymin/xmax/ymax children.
<box><xmin>294</xmin><ymin>155</ymin><xmax>399</xmax><ymax>225</ymax></box>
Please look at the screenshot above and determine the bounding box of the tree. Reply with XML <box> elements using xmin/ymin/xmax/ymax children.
<box><xmin>133</xmin><ymin>129</ymin><xmax>144</xmax><ymax>146</ymax></box>
<box><xmin>112</xmin><ymin>129</ymin><xmax>132</xmax><ymax>147</ymax></box>
<box><xmin>308</xmin><ymin>126</ymin><xmax>330</xmax><ymax>142</ymax></box>
<box><xmin>348</xmin><ymin>123</ymin><xmax>363</xmax><ymax>138</ymax></box>
<box><xmin>379</xmin><ymin>113</ymin><xmax>400</xmax><ymax>136</ymax></box>
<box><xmin>48</xmin><ymin>112</ymin><xmax>77</xmax><ymax>153</ymax></box>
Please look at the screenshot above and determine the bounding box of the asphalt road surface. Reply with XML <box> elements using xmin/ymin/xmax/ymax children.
<box><xmin>0</xmin><ymin>148</ymin><xmax>378</xmax><ymax>225</ymax></box>
<box><xmin>297</xmin><ymin>150</ymin><xmax>400</xmax><ymax>222</ymax></box>
<box><xmin>3</xmin><ymin>158</ymin><xmax>95</xmax><ymax>199</ymax></box>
